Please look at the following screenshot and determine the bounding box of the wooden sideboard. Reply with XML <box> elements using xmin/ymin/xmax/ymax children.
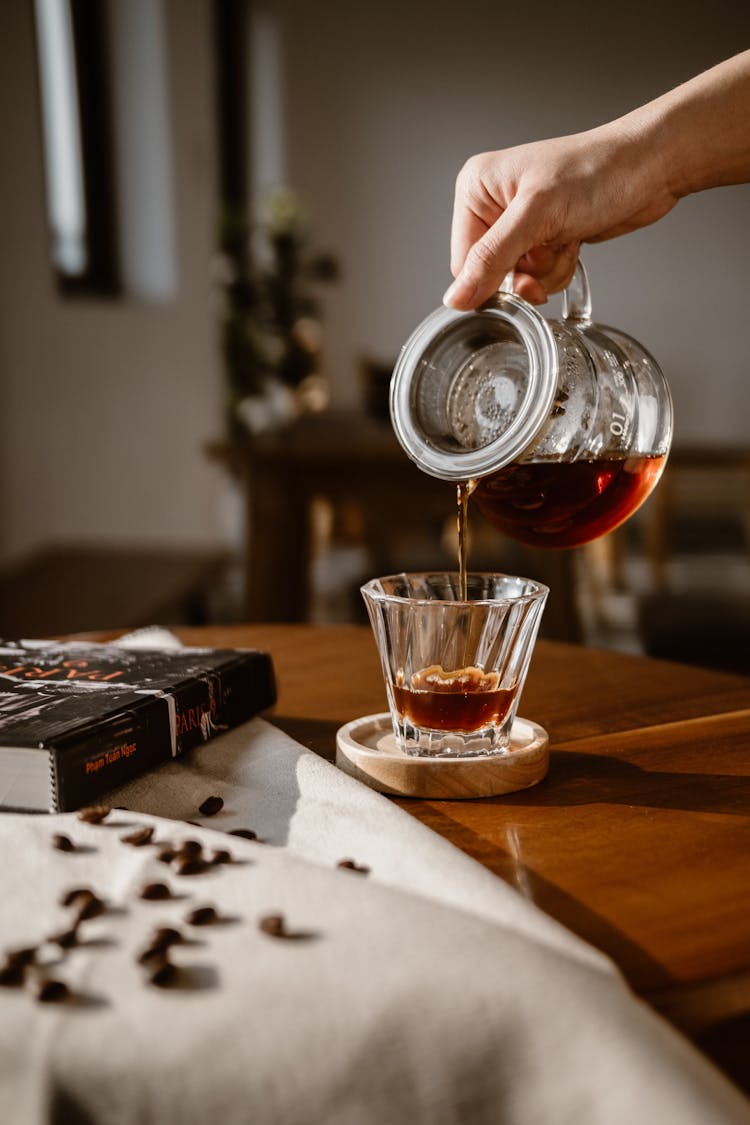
<box><xmin>232</xmin><ymin>410</ymin><xmax>583</xmax><ymax>640</ymax></box>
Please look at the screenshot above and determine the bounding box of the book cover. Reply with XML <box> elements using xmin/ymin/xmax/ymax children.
<box><xmin>0</xmin><ymin>639</ymin><xmax>276</xmax><ymax>812</ymax></box>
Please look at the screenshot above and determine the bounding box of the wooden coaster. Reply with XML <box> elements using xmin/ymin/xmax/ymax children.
<box><xmin>336</xmin><ymin>712</ymin><xmax>549</xmax><ymax>799</ymax></box>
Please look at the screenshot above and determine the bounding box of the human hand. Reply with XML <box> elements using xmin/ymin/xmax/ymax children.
<box><xmin>444</xmin><ymin>126</ymin><xmax>679</xmax><ymax>309</ymax></box>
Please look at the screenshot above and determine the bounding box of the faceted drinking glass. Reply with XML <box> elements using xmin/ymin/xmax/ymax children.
<box><xmin>361</xmin><ymin>572</ymin><xmax>548</xmax><ymax>757</ymax></box>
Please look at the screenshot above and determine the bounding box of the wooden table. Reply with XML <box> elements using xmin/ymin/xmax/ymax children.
<box><xmin>233</xmin><ymin>410</ymin><xmax>446</xmax><ymax>621</ymax></box>
<box><xmin>134</xmin><ymin>623</ymin><xmax>750</xmax><ymax>1094</ymax></box>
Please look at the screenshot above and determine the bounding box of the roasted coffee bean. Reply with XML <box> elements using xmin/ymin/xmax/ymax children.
<box><xmin>5</xmin><ymin>946</ymin><xmax>37</xmax><ymax>969</ymax></box>
<box><xmin>121</xmin><ymin>826</ymin><xmax>154</xmax><ymax>847</ymax></box>
<box><xmin>198</xmin><ymin>795</ymin><xmax>224</xmax><ymax>817</ymax></box>
<box><xmin>138</xmin><ymin>882</ymin><xmax>172</xmax><ymax>901</ymax></box>
<box><xmin>209</xmin><ymin>848</ymin><xmax>232</xmax><ymax>866</ymax></box>
<box><xmin>173</xmin><ymin>857</ymin><xmax>207</xmax><ymax>876</ymax></box>
<box><xmin>229</xmin><ymin>828</ymin><xmax>257</xmax><ymax>841</ymax></box>
<box><xmin>60</xmin><ymin>886</ymin><xmax>96</xmax><ymax>908</ymax></box>
<box><xmin>0</xmin><ymin>961</ymin><xmax>24</xmax><ymax>986</ymax></box>
<box><xmin>47</xmin><ymin>927</ymin><xmax>78</xmax><ymax>949</ymax></box>
<box><xmin>74</xmin><ymin>894</ymin><xmax>105</xmax><ymax>922</ymax></box>
<box><xmin>77</xmin><ymin>806</ymin><xmax>111</xmax><ymax>824</ymax></box>
<box><xmin>137</xmin><ymin>927</ymin><xmax>182</xmax><ymax>964</ymax></box>
<box><xmin>176</xmin><ymin>839</ymin><xmax>202</xmax><ymax>858</ymax></box>
<box><xmin>149</xmin><ymin>927</ymin><xmax>182</xmax><ymax>951</ymax></box>
<box><xmin>137</xmin><ymin>944</ymin><xmax>168</xmax><ymax>967</ymax></box>
<box><xmin>52</xmin><ymin>833</ymin><xmax>75</xmax><ymax>852</ymax></box>
<box><xmin>156</xmin><ymin>846</ymin><xmax>177</xmax><ymax>864</ymax></box>
<box><xmin>184</xmin><ymin>905</ymin><xmax>218</xmax><ymax>927</ymax></box>
<box><xmin>258</xmin><ymin>914</ymin><xmax>286</xmax><ymax>938</ymax></box>
<box><xmin>147</xmin><ymin>960</ymin><xmax>177</xmax><ymax>988</ymax></box>
<box><xmin>35</xmin><ymin>978</ymin><xmax>69</xmax><ymax>1003</ymax></box>
<box><xmin>336</xmin><ymin>859</ymin><xmax>370</xmax><ymax>875</ymax></box>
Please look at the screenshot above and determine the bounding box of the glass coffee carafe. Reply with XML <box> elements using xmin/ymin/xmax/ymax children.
<box><xmin>390</xmin><ymin>260</ymin><xmax>672</xmax><ymax>548</ymax></box>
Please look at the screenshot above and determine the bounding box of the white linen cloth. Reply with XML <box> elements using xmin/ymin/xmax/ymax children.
<box><xmin>0</xmin><ymin>632</ymin><xmax>748</xmax><ymax>1124</ymax></box>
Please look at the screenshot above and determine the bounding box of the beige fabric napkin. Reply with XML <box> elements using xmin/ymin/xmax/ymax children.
<box><xmin>0</xmin><ymin>630</ymin><xmax>747</xmax><ymax>1123</ymax></box>
<box><xmin>107</xmin><ymin>713</ymin><xmax>608</xmax><ymax>972</ymax></box>
<box><xmin>0</xmin><ymin>811</ymin><xmax>748</xmax><ymax>1125</ymax></box>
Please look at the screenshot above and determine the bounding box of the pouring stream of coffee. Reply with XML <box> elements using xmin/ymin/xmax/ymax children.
<box><xmin>457</xmin><ymin>480</ymin><xmax>478</xmax><ymax>600</ymax></box>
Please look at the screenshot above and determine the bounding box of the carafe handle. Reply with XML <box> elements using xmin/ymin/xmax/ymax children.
<box><xmin>562</xmin><ymin>260</ymin><xmax>592</xmax><ymax>322</ymax></box>
<box><xmin>500</xmin><ymin>259</ymin><xmax>592</xmax><ymax>321</ymax></box>
<box><xmin>499</xmin><ymin>270</ymin><xmax>516</xmax><ymax>294</ymax></box>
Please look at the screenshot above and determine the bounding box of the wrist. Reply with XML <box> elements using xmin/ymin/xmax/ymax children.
<box><xmin>632</xmin><ymin>106</ymin><xmax>679</xmax><ymax>195</ymax></box>
<box><xmin>619</xmin><ymin>52</ymin><xmax>750</xmax><ymax>200</ymax></box>
<box><xmin>593</xmin><ymin>110</ymin><xmax>675</xmax><ymax>209</ymax></box>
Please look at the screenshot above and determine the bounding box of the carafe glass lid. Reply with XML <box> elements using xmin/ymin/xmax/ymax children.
<box><xmin>390</xmin><ymin>291</ymin><xmax>558</xmax><ymax>482</ymax></box>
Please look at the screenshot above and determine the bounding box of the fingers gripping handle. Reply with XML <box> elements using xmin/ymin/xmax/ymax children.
<box><xmin>499</xmin><ymin>259</ymin><xmax>592</xmax><ymax>321</ymax></box>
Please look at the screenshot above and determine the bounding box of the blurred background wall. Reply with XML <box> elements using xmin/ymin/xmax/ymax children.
<box><xmin>0</xmin><ymin>0</ymin><xmax>747</xmax><ymax>644</ymax></box>
<box><xmin>0</xmin><ymin>0</ymin><xmax>227</xmax><ymax>562</ymax></box>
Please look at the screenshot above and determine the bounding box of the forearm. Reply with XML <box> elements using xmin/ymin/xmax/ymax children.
<box><xmin>445</xmin><ymin>50</ymin><xmax>750</xmax><ymax>309</ymax></box>
<box><xmin>618</xmin><ymin>50</ymin><xmax>750</xmax><ymax>199</ymax></box>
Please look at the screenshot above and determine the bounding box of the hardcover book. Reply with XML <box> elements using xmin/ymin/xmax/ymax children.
<box><xmin>0</xmin><ymin>639</ymin><xmax>276</xmax><ymax>813</ymax></box>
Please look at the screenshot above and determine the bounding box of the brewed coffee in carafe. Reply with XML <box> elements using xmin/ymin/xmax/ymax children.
<box><xmin>391</xmin><ymin>260</ymin><xmax>673</xmax><ymax>584</ymax></box>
